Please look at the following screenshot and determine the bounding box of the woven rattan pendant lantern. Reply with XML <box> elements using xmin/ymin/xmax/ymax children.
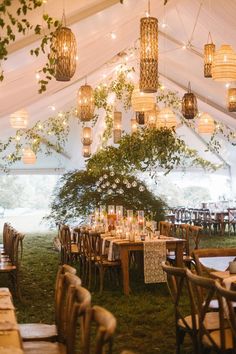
<box><xmin>53</xmin><ymin>22</ymin><xmax>77</xmax><ymax>81</ymax></box>
<box><xmin>10</xmin><ymin>109</ymin><xmax>28</xmax><ymax>129</ymax></box>
<box><xmin>228</xmin><ymin>88</ymin><xmax>236</xmax><ymax>112</ymax></box>
<box><xmin>82</xmin><ymin>127</ymin><xmax>92</xmax><ymax>145</ymax></box>
<box><xmin>182</xmin><ymin>82</ymin><xmax>198</xmax><ymax>120</ymax></box>
<box><xmin>131</xmin><ymin>86</ymin><xmax>155</xmax><ymax>112</ymax></box>
<box><xmin>77</xmin><ymin>84</ymin><xmax>95</xmax><ymax>122</ymax></box>
<box><xmin>212</xmin><ymin>45</ymin><xmax>236</xmax><ymax>82</ymax></box>
<box><xmin>198</xmin><ymin>113</ymin><xmax>215</xmax><ymax>134</ymax></box>
<box><xmin>204</xmin><ymin>33</ymin><xmax>215</xmax><ymax>78</ymax></box>
<box><xmin>131</xmin><ymin>117</ymin><xmax>138</xmax><ymax>133</ymax></box>
<box><xmin>22</xmin><ymin>147</ymin><xmax>36</xmax><ymax>164</ymax></box>
<box><xmin>83</xmin><ymin>144</ymin><xmax>91</xmax><ymax>158</ymax></box>
<box><xmin>113</xmin><ymin>111</ymin><xmax>122</xmax><ymax>144</ymax></box>
<box><xmin>136</xmin><ymin>112</ymin><xmax>145</xmax><ymax>125</ymax></box>
<box><xmin>157</xmin><ymin>107</ymin><xmax>177</xmax><ymax>129</ymax></box>
<box><xmin>145</xmin><ymin>105</ymin><xmax>160</xmax><ymax>128</ymax></box>
<box><xmin>139</xmin><ymin>1</ymin><xmax>158</xmax><ymax>93</ymax></box>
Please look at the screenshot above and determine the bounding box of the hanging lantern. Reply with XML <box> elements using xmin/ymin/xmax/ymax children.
<box><xmin>22</xmin><ymin>147</ymin><xmax>36</xmax><ymax>165</ymax></box>
<box><xmin>157</xmin><ymin>107</ymin><xmax>177</xmax><ymax>129</ymax></box>
<box><xmin>145</xmin><ymin>105</ymin><xmax>160</xmax><ymax>128</ymax></box>
<box><xmin>83</xmin><ymin>144</ymin><xmax>91</xmax><ymax>158</ymax></box>
<box><xmin>204</xmin><ymin>33</ymin><xmax>215</xmax><ymax>78</ymax></box>
<box><xmin>10</xmin><ymin>109</ymin><xmax>28</xmax><ymax>129</ymax></box>
<box><xmin>52</xmin><ymin>26</ymin><xmax>77</xmax><ymax>81</ymax></box>
<box><xmin>212</xmin><ymin>45</ymin><xmax>236</xmax><ymax>82</ymax></box>
<box><xmin>77</xmin><ymin>84</ymin><xmax>95</xmax><ymax>122</ymax></box>
<box><xmin>131</xmin><ymin>117</ymin><xmax>138</xmax><ymax>133</ymax></box>
<box><xmin>227</xmin><ymin>88</ymin><xmax>236</xmax><ymax>112</ymax></box>
<box><xmin>113</xmin><ymin>111</ymin><xmax>122</xmax><ymax>144</ymax></box>
<box><xmin>82</xmin><ymin>127</ymin><xmax>92</xmax><ymax>145</ymax></box>
<box><xmin>198</xmin><ymin>113</ymin><xmax>215</xmax><ymax>134</ymax></box>
<box><xmin>136</xmin><ymin>112</ymin><xmax>145</xmax><ymax>125</ymax></box>
<box><xmin>182</xmin><ymin>82</ymin><xmax>198</xmax><ymax>120</ymax></box>
<box><xmin>131</xmin><ymin>86</ymin><xmax>155</xmax><ymax>112</ymax></box>
<box><xmin>140</xmin><ymin>15</ymin><xmax>158</xmax><ymax>93</ymax></box>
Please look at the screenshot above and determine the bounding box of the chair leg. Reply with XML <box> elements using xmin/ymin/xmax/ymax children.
<box><xmin>99</xmin><ymin>266</ymin><xmax>105</xmax><ymax>294</ymax></box>
<box><xmin>176</xmin><ymin>328</ymin><xmax>185</xmax><ymax>354</ymax></box>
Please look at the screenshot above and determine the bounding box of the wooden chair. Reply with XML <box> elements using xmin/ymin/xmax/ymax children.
<box><xmin>186</xmin><ymin>270</ymin><xmax>223</xmax><ymax>354</ymax></box>
<box><xmin>192</xmin><ymin>248</ymin><xmax>236</xmax><ymax>276</ymax></box>
<box><xmin>208</xmin><ymin>281</ymin><xmax>236</xmax><ymax>353</ymax></box>
<box><xmin>188</xmin><ymin>225</ymin><xmax>202</xmax><ymax>251</ymax></box>
<box><xmin>19</xmin><ymin>264</ymin><xmax>77</xmax><ymax>342</ymax></box>
<box><xmin>161</xmin><ymin>262</ymin><xmax>198</xmax><ymax>354</ymax></box>
<box><xmin>159</xmin><ymin>221</ymin><xmax>172</xmax><ymax>236</ymax></box>
<box><xmin>59</xmin><ymin>225</ymin><xmax>79</xmax><ymax>264</ymax></box>
<box><xmin>23</xmin><ymin>284</ymin><xmax>91</xmax><ymax>354</ymax></box>
<box><xmin>84</xmin><ymin>305</ymin><xmax>117</xmax><ymax>354</ymax></box>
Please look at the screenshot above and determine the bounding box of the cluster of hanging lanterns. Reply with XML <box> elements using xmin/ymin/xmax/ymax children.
<box><xmin>82</xmin><ymin>127</ymin><xmax>92</xmax><ymax>158</ymax></box>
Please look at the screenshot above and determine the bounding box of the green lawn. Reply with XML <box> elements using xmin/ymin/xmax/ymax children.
<box><xmin>0</xmin><ymin>232</ymin><xmax>235</xmax><ymax>354</ymax></box>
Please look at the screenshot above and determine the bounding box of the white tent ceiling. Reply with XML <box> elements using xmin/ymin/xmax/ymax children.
<box><xmin>0</xmin><ymin>0</ymin><xmax>236</xmax><ymax>175</ymax></box>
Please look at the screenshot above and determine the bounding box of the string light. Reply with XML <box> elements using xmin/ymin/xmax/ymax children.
<box><xmin>110</xmin><ymin>32</ymin><xmax>117</xmax><ymax>39</ymax></box>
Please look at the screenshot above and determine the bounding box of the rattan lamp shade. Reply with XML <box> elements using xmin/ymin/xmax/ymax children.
<box><xmin>228</xmin><ymin>88</ymin><xmax>236</xmax><ymax>112</ymax></box>
<box><xmin>140</xmin><ymin>16</ymin><xmax>158</xmax><ymax>93</ymax></box>
<box><xmin>113</xmin><ymin>111</ymin><xmax>122</xmax><ymax>144</ymax></box>
<box><xmin>131</xmin><ymin>86</ymin><xmax>155</xmax><ymax>112</ymax></box>
<box><xmin>157</xmin><ymin>108</ymin><xmax>177</xmax><ymax>129</ymax></box>
<box><xmin>10</xmin><ymin>109</ymin><xmax>28</xmax><ymax>129</ymax></box>
<box><xmin>198</xmin><ymin>113</ymin><xmax>215</xmax><ymax>134</ymax></box>
<box><xmin>83</xmin><ymin>144</ymin><xmax>91</xmax><ymax>158</ymax></box>
<box><xmin>22</xmin><ymin>147</ymin><xmax>36</xmax><ymax>164</ymax></box>
<box><xmin>145</xmin><ymin>105</ymin><xmax>160</xmax><ymax>128</ymax></box>
<box><xmin>182</xmin><ymin>83</ymin><xmax>198</xmax><ymax>120</ymax></box>
<box><xmin>77</xmin><ymin>84</ymin><xmax>95</xmax><ymax>122</ymax></box>
<box><xmin>53</xmin><ymin>27</ymin><xmax>77</xmax><ymax>82</ymax></box>
<box><xmin>212</xmin><ymin>45</ymin><xmax>236</xmax><ymax>82</ymax></box>
<box><xmin>204</xmin><ymin>43</ymin><xmax>215</xmax><ymax>78</ymax></box>
<box><xmin>82</xmin><ymin>127</ymin><xmax>92</xmax><ymax>145</ymax></box>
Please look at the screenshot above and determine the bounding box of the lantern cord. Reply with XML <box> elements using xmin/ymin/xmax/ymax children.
<box><xmin>188</xmin><ymin>82</ymin><xmax>191</xmax><ymax>93</ymax></box>
<box><xmin>188</xmin><ymin>1</ymin><xmax>203</xmax><ymax>46</ymax></box>
<box><xmin>148</xmin><ymin>0</ymin><xmax>150</xmax><ymax>16</ymax></box>
<box><xmin>62</xmin><ymin>9</ymin><xmax>66</xmax><ymax>26</ymax></box>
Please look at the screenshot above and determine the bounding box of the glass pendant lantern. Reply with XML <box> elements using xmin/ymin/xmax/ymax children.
<box><xmin>182</xmin><ymin>82</ymin><xmax>198</xmax><ymax>120</ymax></box>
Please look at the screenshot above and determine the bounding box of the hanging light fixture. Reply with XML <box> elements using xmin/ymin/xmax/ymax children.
<box><xmin>212</xmin><ymin>45</ymin><xmax>236</xmax><ymax>82</ymax></box>
<box><xmin>131</xmin><ymin>117</ymin><xmax>138</xmax><ymax>133</ymax></box>
<box><xmin>113</xmin><ymin>111</ymin><xmax>122</xmax><ymax>144</ymax></box>
<box><xmin>82</xmin><ymin>127</ymin><xmax>92</xmax><ymax>145</ymax></box>
<box><xmin>131</xmin><ymin>86</ymin><xmax>155</xmax><ymax>112</ymax></box>
<box><xmin>22</xmin><ymin>147</ymin><xmax>36</xmax><ymax>165</ymax></box>
<box><xmin>83</xmin><ymin>144</ymin><xmax>91</xmax><ymax>158</ymax></box>
<box><xmin>139</xmin><ymin>0</ymin><xmax>158</xmax><ymax>93</ymax></box>
<box><xmin>204</xmin><ymin>33</ymin><xmax>215</xmax><ymax>78</ymax></box>
<box><xmin>145</xmin><ymin>105</ymin><xmax>160</xmax><ymax>128</ymax></box>
<box><xmin>198</xmin><ymin>113</ymin><xmax>215</xmax><ymax>134</ymax></box>
<box><xmin>227</xmin><ymin>88</ymin><xmax>236</xmax><ymax>112</ymax></box>
<box><xmin>157</xmin><ymin>107</ymin><xmax>177</xmax><ymax>129</ymax></box>
<box><xmin>136</xmin><ymin>112</ymin><xmax>145</xmax><ymax>125</ymax></box>
<box><xmin>77</xmin><ymin>84</ymin><xmax>95</xmax><ymax>122</ymax></box>
<box><xmin>182</xmin><ymin>82</ymin><xmax>198</xmax><ymax>120</ymax></box>
<box><xmin>10</xmin><ymin>109</ymin><xmax>28</xmax><ymax>129</ymax></box>
<box><xmin>52</xmin><ymin>12</ymin><xmax>77</xmax><ymax>82</ymax></box>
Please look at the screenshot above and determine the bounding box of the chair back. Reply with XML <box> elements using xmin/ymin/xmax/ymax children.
<box><xmin>159</xmin><ymin>221</ymin><xmax>172</xmax><ymax>236</ymax></box>
<box><xmin>84</xmin><ymin>305</ymin><xmax>117</xmax><ymax>354</ymax></box>
<box><xmin>215</xmin><ymin>281</ymin><xmax>236</xmax><ymax>352</ymax></box>
<box><xmin>175</xmin><ymin>224</ymin><xmax>190</xmax><ymax>255</ymax></box>
<box><xmin>161</xmin><ymin>262</ymin><xmax>197</xmax><ymax>333</ymax></box>
<box><xmin>188</xmin><ymin>225</ymin><xmax>202</xmax><ymax>250</ymax></box>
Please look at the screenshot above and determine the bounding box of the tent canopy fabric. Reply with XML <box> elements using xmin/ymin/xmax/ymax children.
<box><xmin>0</xmin><ymin>0</ymin><xmax>236</xmax><ymax>174</ymax></box>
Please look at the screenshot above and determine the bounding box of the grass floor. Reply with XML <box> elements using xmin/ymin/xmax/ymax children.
<box><xmin>0</xmin><ymin>232</ymin><xmax>236</xmax><ymax>354</ymax></box>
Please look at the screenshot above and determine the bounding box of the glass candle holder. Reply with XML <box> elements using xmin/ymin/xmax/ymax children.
<box><xmin>95</xmin><ymin>208</ymin><xmax>100</xmax><ymax>222</ymax></box>
<box><xmin>116</xmin><ymin>205</ymin><xmax>123</xmax><ymax>220</ymax></box>
<box><xmin>108</xmin><ymin>205</ymin><xmax>115</xmax><ymax>215</ymax></box>
<box><xmin>137</xmin><ymin>210</ymin><xmax>145</xmax><ymax>232</ymax></box>
<box><xmin>127</xmin><ymin>210</ymin><xmax>134</xmax><ymax>224</ymax></box>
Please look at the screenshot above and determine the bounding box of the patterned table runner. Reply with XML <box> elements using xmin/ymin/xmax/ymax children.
<box><xmin>144</xmin><ymin>240</ymin><xmax>167</xmax><ymax>283</ymax></box>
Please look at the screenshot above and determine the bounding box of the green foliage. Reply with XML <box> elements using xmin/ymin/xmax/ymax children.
<box><xmin>47</xmin><ymin>169</ymin><xmax>167</xmax><ymax>224</ymax></box>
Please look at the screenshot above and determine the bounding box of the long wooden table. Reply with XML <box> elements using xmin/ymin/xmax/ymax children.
<box><xmin>110</xmin><ymin>237</ymin><xmax>185</xmax><ymax>295</ymax></box>
<box><xmin>0</xmin><ymin>288</ymin><xmax>23</xmax><ymax>353</ymax></box>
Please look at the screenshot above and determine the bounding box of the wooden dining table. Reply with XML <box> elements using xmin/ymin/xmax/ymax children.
<box><xmin>0</xmin><ymin>287</ymin><xmax>23</xmax><ymax>353</ymax></box>
<box><xmin>106</xmin><ymin>236</ymin><xmax>186</xmax><ymax>295</ymax></box>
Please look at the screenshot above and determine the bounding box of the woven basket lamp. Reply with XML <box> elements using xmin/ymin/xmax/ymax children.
<box><xmin>77</xmin><ymin>84</ymin><xmax>95</xmax><ymax>121</ymax></box>
<box><xmin>157</xmin><ymin>107</ymin><xmax>177</xmax><ymax>129</ymax></box>
<box><xmin>140</xmin><ymin>15</ymin><xmax>158</xmax><ymax>93</ymax></box>
<box><xmin>131</xmin><ymin>117</ymin><xmax>138</xmax><ymax>133</ymax></box>
<box><xmin>113</xmin><ymin>111</ymin><xmax>122</xmax><ymax>144</ymax></box>
<box><xmin>145</xmin><ymin>105</ymin><xmax>160</xmax><ymax>128</ymax></box>
<box><xmin>22</xmin><ymin>147</ymin><xmax>36</xmax><ymax>164</ymax></box>
<box><xmin>53</xmin><ymin>27</ymin><xmax>77</xmax><ymax>81</ymax></box>
<box><xmin>182</xmin><ymin>82</ymin><xmax>198</xmax><ymax>120</ymax></box>
<box><xmin>131</xmin><ymin>86</ymin><xmax>155</xmax><ymax>112</ymax></box>
<box><xmin>204</xmin><ymin>33</ymin><xmax>215</xmax><ymax>78</ymax></box>
<box><xmin>228</xmin><ymin>88</ymin><xmax>236</xmax><ymax>112</ymax></box>
<box><xmin>82</xmin><ymin>127</ymin><xmax>92</xmax><ymax>145</ymax></box>
<box><xmin>136</xmin><ymin>112</ymin><xmax>145</xmax><ymax>125</ymax></box>
<box><xmin>10</xmin><ymin>109</ymin><xmax>28</xmax><ymax>129</ymax></box>
<box><xmin>212</xmin><ymin>45</ymin><xmax>236</xmax><ymax>81</ymax></box>
<box><xmin>198</xmin><ymin>113</ymin><xmax>215</xmax><ymax>134</ymax></box>
<box><xmin>83</xmin><ymin>144</ymin><xmax>91</xmax><ymax>158</ymax></box>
